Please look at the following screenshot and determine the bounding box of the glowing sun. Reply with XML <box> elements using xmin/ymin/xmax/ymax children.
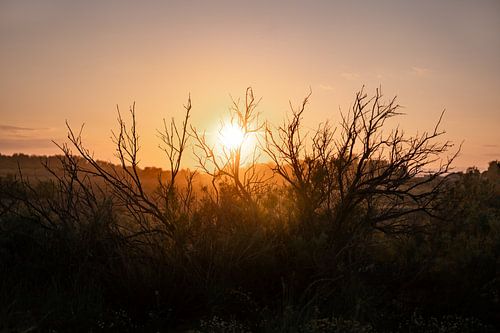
<box><xmin>219</xmin><ymin>123</ymin><xmax>245</xmax><ymax>150</ymax></box>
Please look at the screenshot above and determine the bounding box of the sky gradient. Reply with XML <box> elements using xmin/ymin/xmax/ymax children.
<box><xmin>1</xmin><ymin>0</ymin><xmax>499</xmax><ymax>170</ymax></box>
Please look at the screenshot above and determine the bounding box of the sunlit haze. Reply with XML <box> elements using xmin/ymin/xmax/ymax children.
<box><xmin>1</xmin><ymin>0</ymin><xmax>499</xmax><ymax>170</ymax></box>
<box><xmin>219</xmin><ymin>123</ymin><xmax>245</xmax><ymax>151</ymax></box>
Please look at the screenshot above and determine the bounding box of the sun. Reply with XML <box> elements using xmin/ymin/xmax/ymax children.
<box><xmin>219</xmin><ymin>122</ymin><xmax>245</xmax><ymax>150</ymax></box>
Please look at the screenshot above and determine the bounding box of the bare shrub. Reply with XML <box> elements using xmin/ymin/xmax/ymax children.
<box><xmin>265</xmin><ymin>87</ymin><xmax>459</xmax><ymax>243</ymax></box>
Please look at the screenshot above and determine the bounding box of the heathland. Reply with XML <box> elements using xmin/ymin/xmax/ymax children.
<box><xmin>1</xmin><ymin>89</ymin><xmax>499</xmax><ymax>332</ymax></box>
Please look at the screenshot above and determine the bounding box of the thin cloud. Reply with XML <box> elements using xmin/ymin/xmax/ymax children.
<box><xmin>340</xmin><ymin>72</ymin><xmax>360</xmax><ymax>81</ymax></box>
<box><xmin>0</xmin><ymin>138</ymin><xmax>55</xmax><ymax>150</ymax></box>
<box><xmin>410</xmin><ymin>66</ymin><xmax>432</xmax><ymax>77</ymax></box>
<box><xmin>0</xmin><ymin>124</ymin><xmax>37</xmax><ymax>132</ymax></box>
<box><xmin>0</xmin><ymin>125</ymin><xmax>57</xmax><ymax>152</ymax></box>
<box><xmin>318</xmin><ymin>84</ymin><xmax>334</xmax><ymax>92</ymax></box>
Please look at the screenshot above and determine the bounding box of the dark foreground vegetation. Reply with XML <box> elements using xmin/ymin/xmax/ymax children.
<box><xmin>1</xmin><ymin>88</ymin><xmax>499</xmax><ymax>332</ymax></box>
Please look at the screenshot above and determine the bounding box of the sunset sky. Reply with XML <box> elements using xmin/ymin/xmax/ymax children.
<box><xmin>1</xmin><ymin>0</ymin><xmax>499</xmax><ymax>170</ymax></box>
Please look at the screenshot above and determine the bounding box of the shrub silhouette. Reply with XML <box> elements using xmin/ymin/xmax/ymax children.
<box><xmin>1</xmin><ymin>87</ymin><xmax>499</xmax><ymax>332</ymax></box>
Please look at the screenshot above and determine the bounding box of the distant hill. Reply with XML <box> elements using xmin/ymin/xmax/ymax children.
<box><xmin>0</xmin><ymin>153</ymin><xmax>277</xmax><ymax>195</ymax></box>
<box><xmin>2</xmin><ymin>153</ymin><xmax>499</xmax><ymax>195</ymax></box>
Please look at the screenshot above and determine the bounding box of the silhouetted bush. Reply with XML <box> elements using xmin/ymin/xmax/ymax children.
<box><xmin>0</xmin><ymin>88</ymin><xmax>498</xmax><ymax>332</ymax></box>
